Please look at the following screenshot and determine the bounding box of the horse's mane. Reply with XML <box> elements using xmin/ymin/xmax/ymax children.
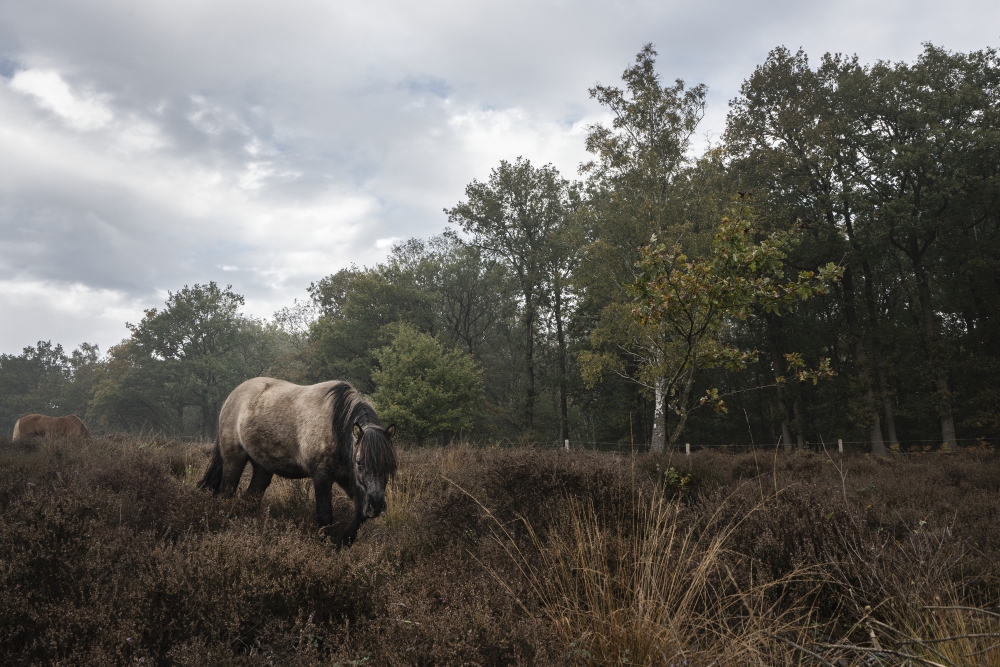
<box><xmin>327</xmin><ymin>382</ymin><xmax>397</xmax><ymax>476</ymax></box>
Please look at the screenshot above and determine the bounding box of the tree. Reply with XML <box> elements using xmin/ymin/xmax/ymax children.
<box><xmin>725</xmin><ymin>44</ymin><xmax>1000</xmax><ymax>450</ymax></box>
<box><xmin>447</xmin><ymin>157</ymin><xmax>573</xmax><ymax>436</ymax></box>
<box><xmin>577</xmin><ymin>44</ymin><xmax>709</xmax><ymax>451</ymax></box>
<box><xmin>725</xmin><ymin>47</ymin><xmax>897</xmax><ymax>452</ymax></box>
<box><xmin>371</xmin><ymin>323</ymin><xmax>484</xmax><ymax>444</ymax></box>
<box><xmin>90</xmin><ymin>283</ymin><xmax>276</xmax><ymax>436</ymax></box>
<box><xmin>424</xmin><ymin>232</ymin><xmax>511</xmax><ymax>358</ymax></box>
<box><xmin>90</xmin><ymin>338</ymin><xmax>176</xmax><ymax>432</ymax></box>
<box><xmin>863</xmin><ymin>45</ymin><xmax>1000</xmax><ymax>448</ymax></box>
<box><xmin>266</xmin><ymin>299</ymin><xmax>321</xmax><ymax>383</ymax></box>
<box><xmin>587</xmin><ymin>204</ymin><xmax>841</xmax><ymax>452</ymax></box>
<box><xmin>0</xmin><ymin>341</ymin><xmax>99</xmax><ymax>434</ymax></box>
<box><xmin>309</xmin><ymin>261</ymin><xmax>438</xmax><ymax>391</ymax></box>
<box><xmin>541</xmin><ymin>188</ymin><xmax>585</xmax><ymax>444</ymax></box>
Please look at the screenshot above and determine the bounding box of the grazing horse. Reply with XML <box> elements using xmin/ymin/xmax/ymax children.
<box><xmin>198</xmin><ymin>377</ymin><xmax>397</xmax><ymax>546</ymax></box>
<box><xmin>12</xmin><ymin>414</ymin><xmax>90</xmax><ymax>440</ymax></box>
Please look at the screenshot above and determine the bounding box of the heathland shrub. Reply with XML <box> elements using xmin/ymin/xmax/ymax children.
<box><xmin>0</xmin><ymin>436</ymin><xmax>997</xmax><ymax>665</ymax></box>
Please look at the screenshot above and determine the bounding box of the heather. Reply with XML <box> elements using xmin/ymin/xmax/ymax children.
<box><xmin>2</xmin><ymin>435</ymin><xmax>998</xmax><ymax>665</ymax></box>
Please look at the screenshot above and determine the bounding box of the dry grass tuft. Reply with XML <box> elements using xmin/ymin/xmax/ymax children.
<box><xmin>488</xmin><ymin>488</ymin><xmax>829</xmax><ymax>665</ymax></box>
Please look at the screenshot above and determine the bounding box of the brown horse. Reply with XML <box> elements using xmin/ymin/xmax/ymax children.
<box><xmin>12</xmin><ymin>414</ymin><xmax>90</xmax><ymax>440</ymax></box>
<box><xmin>198</xmin><ymin>377</ymin><xmax>397</xmax><ymax>546</ymax></box>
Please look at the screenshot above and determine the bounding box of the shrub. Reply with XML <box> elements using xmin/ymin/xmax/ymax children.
<box><xmin>371</xmin><ymin>323</ymin><xmax>484</xmax><ymax>444</ymax></box>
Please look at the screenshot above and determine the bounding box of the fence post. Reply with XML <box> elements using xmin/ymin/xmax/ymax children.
<box><xmin>564</xmin><ymin>439</ymin><xmax>569</xmax><ymax>451</ymax></box>
<box><xmin>685</xmin><ymin>442</ymin><xmax>691</xmax><ymax>456</ymax></box>
<box><xmin>838</xmin><ymin>438</ymin><xmax>843</xmax><ymax>454</ymax></box>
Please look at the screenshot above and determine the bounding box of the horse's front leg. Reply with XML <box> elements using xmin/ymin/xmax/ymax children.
<box><xmin>338</xmin><ymin>495</ymin><xmax>366</xmax><ymax>548</ymax></box>
<box><xmin>312</xmin><ymin>475</ymin><xmax>335</xmax><ymax>537</ymax></box>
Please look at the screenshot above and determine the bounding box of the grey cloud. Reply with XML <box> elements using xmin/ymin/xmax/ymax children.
<box><xmin>0</xmin><ymin>0</ymin><xmax>997</xmax><ymax>353</ymax></box>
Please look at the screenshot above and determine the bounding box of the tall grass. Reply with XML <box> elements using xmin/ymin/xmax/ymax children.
<box><xmin>487</xmin><ymin>476</ymin><xmax>1000</xmax><ymax>665</ymax></box>
<box><xmin>487</xmin><ymin>487</ymin><xmax>826</xmax><ymax>665</ymax></box>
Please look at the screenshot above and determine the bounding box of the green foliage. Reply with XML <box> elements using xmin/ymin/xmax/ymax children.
<box><xmin>632</xmin><ymin>211</ymin><xmax>841</xmax><ymax>326</ymax></box>
<box><xmin>661</xmin><ymin>465</ymin><xmax>691</xmax><ymax>489</ymax></box>
<box><xmin>582</xmin><ymin>42</ymin><xmax>707</xmax><ymax>248</ymax></box>
<box><xmin>725</xmin><ymin>43</ymin><xmax>1000</xmax><ymax>450</ymax></box>
<box><xmin>90</xmin><ymin>283</ymin><xmax>280</xmax><ymax>436</ymax></box>
<box><xmin>371</xmin><ymin>323</ymin><xmax>484</xmax><ymax>444</ymax></box>
<box><xmin>0</xmin><ymin>341</ymin><xmax>101</xmax><ymax>434</ymax></box>
<box><xmin>446</xmin><ymin>157</ymin><xmax>579</xmax><ymax>434</ymax></box>
<box><xmin>618</xmin><ymin>204</ymin><xmax>842</xmax><ymax>445</ymax></box>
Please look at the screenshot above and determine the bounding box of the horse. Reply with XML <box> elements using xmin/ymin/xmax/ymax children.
<box><xmin>198</xmin><ymin>377</ymin><xmax>397</xmax><ymax>546</ymax></box>
<box><xmin>12</xmin><ymin>414</ymin><xmax>90</xmax><ymax>440</ymax></box>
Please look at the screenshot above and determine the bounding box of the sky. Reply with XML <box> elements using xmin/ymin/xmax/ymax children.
<box><xmin>0</xmin><ymin>0</ymin><xmax>997</xmax><ymax>356</ymax></box>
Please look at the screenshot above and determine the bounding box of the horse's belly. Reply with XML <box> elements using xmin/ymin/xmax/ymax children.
<box><xmin>261</xmin><ymin>460</ymin><xmax>310</xmax><ymax>479</ymax></box>
<box><xmin>246</xmin><ymin>445</ymin><xmax>310</xmax><ymax>479</ymax></box>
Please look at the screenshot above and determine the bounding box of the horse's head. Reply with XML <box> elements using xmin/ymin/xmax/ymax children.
<box><xmin>352</xmin><ymin>422</ymin><xmax>398</xmax><ymax>519</ymax></box>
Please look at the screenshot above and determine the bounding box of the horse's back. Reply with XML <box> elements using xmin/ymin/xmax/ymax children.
<box><xmin>220</xmin><ymin>378</ymin><xmax>342</xmax><ymax>477</ymax></box>
<box><xmin>12</xmin><ymin>414</ymin><xmax>88</xmax><ymax>439</ymax></box>
<box><xmin>222</xmin><ymin>377</ymin><xmax>337</xmax><ymax>427</ymax></box>
<box><xmin>62</xmin><ymin>415</ymin><xmax>89</xmax><ymax>437</ymax></box>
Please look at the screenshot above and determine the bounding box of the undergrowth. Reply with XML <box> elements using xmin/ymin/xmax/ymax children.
<box><xmin>0</xmin><ymin>436</ymin><xmax>998</xmax><ymax>665</ymax></box>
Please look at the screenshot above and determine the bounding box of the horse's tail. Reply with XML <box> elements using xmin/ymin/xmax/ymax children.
<box><xmin>12</xmin><ymin>419</ymin><xmax>20</xmax><ymax>440</ymax></box>
<box><xmin>198</xmin><ymin>437</ymin><xmax>224</xmax><ymax>493</ymax></box>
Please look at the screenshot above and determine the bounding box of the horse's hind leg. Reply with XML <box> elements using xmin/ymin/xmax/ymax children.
<box><xmin>220</xmin><ymin>452</ymin><xmax>248</xmax><ymax>497</ymax></box>
<box><xmin>246</xmin><ymin>461</ymin><xmax>273</xmax><ymax>498</ymax></box>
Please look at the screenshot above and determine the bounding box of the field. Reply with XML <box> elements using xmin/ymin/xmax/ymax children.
<box><xmin>1</xmin><ymin>436</ymin><xmax>999</xmax><ymax>666</ymax></box>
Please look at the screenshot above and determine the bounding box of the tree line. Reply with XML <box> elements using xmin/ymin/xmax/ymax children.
<box><xmin>2</xmin><ymin>43</ymin><xmax>998</xmax><ymax>454</ymax></box>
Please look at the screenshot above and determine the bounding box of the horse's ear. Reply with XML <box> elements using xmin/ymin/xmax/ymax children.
<box><xmin>386</xmin><ymin>424</ymin><xmax>396</xmax><ymax>439</ymax></box>
<box><xmin>353</xmin><ymin>423</ymin><xmax>364</xmax><ymax>441</ymax></box>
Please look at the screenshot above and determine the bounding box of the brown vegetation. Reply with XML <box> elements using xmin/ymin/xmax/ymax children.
<box><xmin>1</xmin><ymin>435</ymin><xmax>998</xmax><ymax>665</ymax></box>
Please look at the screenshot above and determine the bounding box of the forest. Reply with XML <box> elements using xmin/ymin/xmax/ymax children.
<box><xmin>2</xmin><ymin>43</ymin><xmax>999</xmax><ymax>456</ymax></box>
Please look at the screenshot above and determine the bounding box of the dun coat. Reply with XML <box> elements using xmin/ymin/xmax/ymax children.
<box><xmin>199</xmin><ymin>377</ymin><xmax>397</xmax><ymax>546</ymax></box>
<box><xmin>12</xmin><ymin>414</ymin><xmax>90</xmax><ymax>440</ymax></box>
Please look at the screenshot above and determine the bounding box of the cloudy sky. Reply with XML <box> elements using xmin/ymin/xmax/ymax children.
<box><xmin>0</xmin><ymin>0</ymin><xmax>996</xmax><ymax>355</ymax></box>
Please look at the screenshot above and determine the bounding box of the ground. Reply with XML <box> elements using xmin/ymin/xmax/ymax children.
<box><xmin>1</xmin><ymin>435</ymin><xmax>998</xmax><ymax>665</ymax></box>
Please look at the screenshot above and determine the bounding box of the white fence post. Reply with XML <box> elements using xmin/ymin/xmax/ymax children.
<box><xmin>838</xmin><ymin>438</ymin><xmax>843</xmax><ymax>454</ymax></box>
<box><xmin>564</xmin><ymin>439</ymin><xmax>569</xmax><ymax>451</ymax></box>
<box><xmin>685</xmin><ymin>442</ymin><xmax>691</xmax><ymax>456</ymax></box>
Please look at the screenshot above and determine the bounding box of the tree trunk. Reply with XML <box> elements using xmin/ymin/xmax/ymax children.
<box><xmin>650</xmin><ymin>377</ymin><xmax>667</xmax><ymax>454</ymax></box>
<box><xmin>667</xmin><ymin>362</ymin><xmax>698</xmax><ymax>449</ymax></box>
<box><xmin>874</xmin><ymin>356</ymin><xmax>899</xmax><ymax>445</ymax></box>
<box><xmin>775</xmin><ymin>400</ymin><xmax>793</xmax><ymax>450</ymax></box>
<box><xmin>767</xmin><ymin>314</ymin><xmax>796</xmax><ymax>451</ymax></box>
<box><xmin>842</xmin><ymin>267</ymin><xmax>887</xmax><ymax>454</ymax></box>
<box><xmin>860</xmin><ymin>258</ymin><xmax>899</xmax><ymax>445</ymax></box>
<box><xmin>843</xmin><ymin>211</ymin><xmax>891</xmax><ymax>453</ymax></box>
<box><xmin>915</xmin><ymin>263</ymin><xmax>957</xmax><ymax>447</ymax></box>
<box><xmin>523</xmin><ymin>292</ymin><xmax>536</xmax><ymax>436</ymax></box>
<box><xmin>764</xmin><ymin>392</ymin><xmax>778</xmax><ymax>444</ymax></box>
<box><xmin>201</xmin><ymin>404</ymin><xmax>214</xmax><ymax>439</ymax></box>
<box><xmin>792</xmin><ymin>396</ymin><xmax>806</xmax><ymax>448</ymax></box>
<box><xmin>553</xmin><ymin>282</ymin><xmax>569</xmax><ymax>444</ymax></box>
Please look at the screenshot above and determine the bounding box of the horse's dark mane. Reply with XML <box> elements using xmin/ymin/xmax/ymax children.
<box><xmin>327</xmin><ymin>382</ymin><xmax>397</xmax><ymax>477</ymax></box>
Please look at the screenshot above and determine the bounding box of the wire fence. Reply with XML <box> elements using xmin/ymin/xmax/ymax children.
<box><xmin>536</xmin><ymin>437</ymin><xmax>1000</xmax><ymax>456</ymax></box>
<box><xmin>80</xmin><ymin>431</ymin><xmax>999</xmax><ymax>456</ymax></box>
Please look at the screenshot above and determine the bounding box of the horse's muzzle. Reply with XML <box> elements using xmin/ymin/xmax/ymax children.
<box><xmin>365</xmin><ymin>493</ymin><xmax>387</xmax><ymax>519</ymax></box>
